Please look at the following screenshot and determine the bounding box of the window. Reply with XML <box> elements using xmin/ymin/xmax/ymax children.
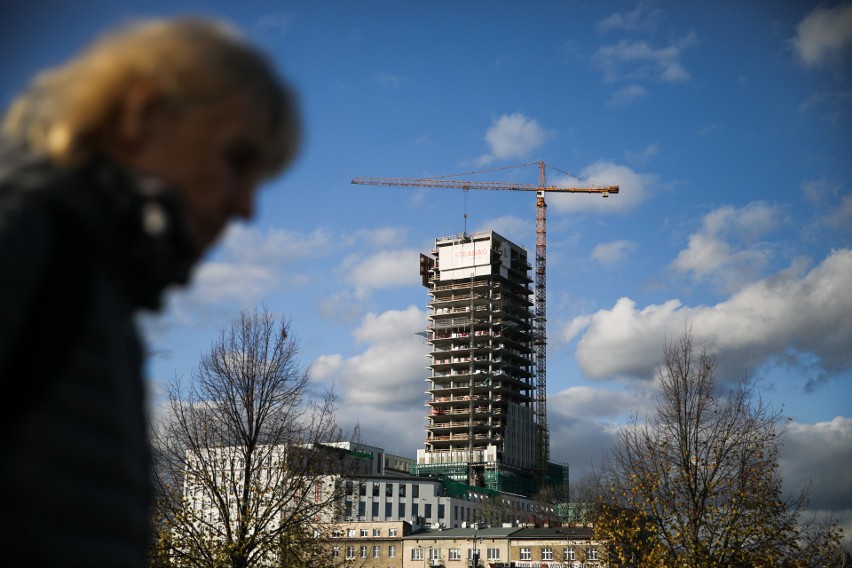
<box><xmin>449</xmin><ymin>548</ymin><xmax>461</xmax><ymax>560</ymax></box>
<box><xmin>389</xmin><ymin>528</ymin><xmax>398</xmax><ymax>537</ymax></box>
<box><xmin>360</xmin><ymin>529</ymin><xmax>368</xmax><ymax>537</ymax></box>
<box><xmin>398</xmin><ymin>503</ymin><xmax>406</xmax><ymax>518</ymax></box>
<box><xmin>399</xmin><ymin>484</ymin><xmax>407</xmax><ymax>497</ymax></box>
<box><xmin>541</xmin><ymin>547</ymin><xmax>553</xmax><ymax>560</ymax></box>
<box><xmin>359</xmin><ymin>545</ymin><xmax>367</xmax><ymax>558</ymax></box>
<box><xmin>430</xmin><ymin>548</ymin><xmax>441</xmax><ymax>561</ymax></box>
<box><xmin>564</xmin><ymin>548</ymin><xmax>575</xmax><ymax>561</ymax></box>
<box><xmin>359</xmin><ymin>483</ymin><xmax>366</xmax><ymax>496</ymax></box>
<box><xmin>386</xmin><ymin>502</ymin><xmax>393</xmax><ymax>517</ymax></box>
<box><xmin>358</xmin><ymin>501</ymin><xmax>365</xmax><ymax>517</ymax></box>
<box><xmin>425</xmin><ymin>503</ymin><xmax>432</xmax><ymax>518</ymax></box>
<box><xmin>412</xmin><ymin>503</ymin><xmax>419</xmax><ymax>517</ymax></box>
<box><xmin>373</xmin><ymin>545</ymin><xmax>381</xmax><ymax>558</ymax></box>
<box><xmin>389</xmin><ymin>545</ymin><xmax>396</xmax><ymax>558</ymax></box>
<box><xmin>347</xmin><ymin>529</ymin><xmax>355</xmax><ymax>538</ymax></box>
<box><xmin>372</xmin><ymin>502</ymin><xmax>379</xmax><ymax>517</ymax></box>
<box><xmin>586</xmin><ymin>547</ymin><xmax>598</xmax><ymax>560</ymax></box>
<box><xmin>386</xmin><ymin>483</ymin><xmax>394</xmax><ymax>497</ymax></box>
<box><xmin>412</xmin><ymin>548</ymin><xmax>423</xmax><ymax>561</ymax></box>
<box><xmin>373</xmin><ymin>528</ymin><xmax>381</xmax><ymax>537</ymax></box>
<box><xmin>332</xmin><ymin>546</ymin><xmax>339</xmax><ymax>558</ymax></box>
<box><xmin>520</xmin><ymin>547</ymin><xmax>531</xmax><ymax>561</ymax></box>
<box><xmin>413</xmin><ymin>484</ymin><xmax>420</xmax><ymax>498</ymax></box>
<box><xmin>331</xmin><ymin>529</ymin><xmax>343</xmax><ymax>538</ymax></box>
<box><xmin>487</xmin><ymin>548</ymin><xmax>499</xmax><ymax>560</ymax></box>
<box><xmin>346</xmin><ymin>546</ymin><xmax>355</xmax><ymax>559</ymax></box>
<box><xmin>438</xmin><ymin>504</ymin><xmax>445</xmax><ymax>519</ymax></box>
<box><xmin>373</xmin><ymin>483</ymin><xmax>380</xmax><ymax>497</ymax></box>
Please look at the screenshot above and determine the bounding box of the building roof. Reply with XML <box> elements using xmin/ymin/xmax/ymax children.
<box><xmin>406</xmin><ymin>526</ymin><xmax>521</xmax><ymax>540</ymax></box>
<box><xmin>405</xmin><ymin>525</ymin><xmax>595</xmax><ymax>541</ymax></box>
<box><xmin>511</xmin><ymin>526</ymin><xmax>594</xmax><ymax>540</ymax></box>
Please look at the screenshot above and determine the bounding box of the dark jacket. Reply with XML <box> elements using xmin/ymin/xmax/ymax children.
<box><xmin>0</xmin><ymin>145</ymin><xmax>196</xmax><ymax>567</ymax></box>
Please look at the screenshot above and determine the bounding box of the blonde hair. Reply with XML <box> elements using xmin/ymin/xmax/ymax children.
<box><xmin>2</xmin><ymin>17</ymin><xmax>300</xmax><ymax>175</ymax></box>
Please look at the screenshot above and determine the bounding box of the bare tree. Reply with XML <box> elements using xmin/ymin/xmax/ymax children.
<box><xmin>594</xmin><ymin>330</ymin><xmax>845</xmax><ymax>567</ymax></box>
<box><xmin>149</xmin><ymin>308</ymin><xmax>354</xmax><ymax>568</ymax></box>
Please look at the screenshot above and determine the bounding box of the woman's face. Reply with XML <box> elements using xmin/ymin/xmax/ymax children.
<box><xmin>112</xmin><ymin>88</ymin><xmax>273</xmax><ymax>255</ymax></box>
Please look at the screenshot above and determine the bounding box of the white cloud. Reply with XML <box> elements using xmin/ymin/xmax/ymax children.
<box><xmin>317</xmin><ymin>291</ymin><xmax>374</xmax><ymax>326</ymax></box>
<box><xmin>550</xmin><ymin>385</ymin><xmax>655</xmax><ymax>421</ymax></box>
<box><xmin>826</xmin><ymin>193</ymin><xmax>852</xmax><ymax>230</ymax></box>
<box><xmin>346</xmin><ymin>226</ymin><xmax>410</xmax><ymax>248</ymax></box>
<box><xmin>374</xmin><ymin>73</ymin><xmax>406</xmax><ymax>86</ymax></box>
<box><xmin>671</xmin><ymin>202</ymin><xmax>784</xmax><ymax>291</ymax></box>
<box><xmin>154</xmin><ymin>224</ymin><xmax>327</xmax><ymax>323</ymax></box>
<box><xmin>591</xmin><ymin>239</ymin><xmax>637</xmax><ymax>266</ymax></box>
<box><xmin>625</xmin><ymin>143</ymin><xmax>659</xmax><ymax>166</ymax></box>
<box><xmin>312</xmin><ymin>306</ymin><xmax>429</xmax><ymax>436</ymax></box>
<box><xmin>792</xmin><ymin>3</ymin><xmax>852</xmax><ymax>68</ymax></box>
<box><xmin>564</xmin><ymin>249</ymin><xmax>852</xmax><ymax>383</ymax></box>
<box><xmin>801</xmin><ymin>178</ymin><xmax>852</xmax><ymax>233</ymax></box>
<box><xmin>548</xmin><ymin>160</ymin><xmax>653</xmax><ymax>214</ymax></box>
<box><xmin>594</xmin><ymin>32</ymin><xmax>699</xmax><ymax>83</ymax></box>
<box><xmin>341</xmin><ymin>248</ymin><xmax>421</xmax><ymax>294</ymax></box>
<box><xmin>254</xmin><ymin>13</ymin><xmax>293</xmax><ymax>35</ymax></box>
<box><xmin>608</xmin><ymin>83</ymin><xmax>647</xmax><ymax>106</ymax></box>
<box><xmin>672</xmin><ymin>233</ymin><xmax>733</xmax><ymax>276</ymax></box>
<box><xmin>222</xmin><ymin>223</ymin><xmax>332</xmax><ymax>265</ymax></box>
<box><xmin>704</xmin><ymin>202</ymin><xmax>783</xmax><ymax>242</ymax></box>
<box><xmin>546</xmin><ymin>395</ymin><xmax>852</xmax><ymax>537</ymax></box>
<box><xmin>598</xmin><ymin>3</ymin><xmax>663</xmax><ymax>33</ymax></box>
<box><xmin>474</xmin><ymin>215</ymin><xmax>532</xmax><ymax>244</ymax></box>
<box><xmin>802</xmin><ymin>177</ymin><xmax>844</xmax><ymax>205</ymax></box>
<box><xmin>478</xmin><ymin>113</ymin><xmax>551</xmax><ymax>165</ymax></box>
<box><xmin>187</xmin><ymin>262</ymin><xmax>277</xmax><ymax>305</ymax></box>
<box><xmin>567</xmin><ymin>297</ymin><xmax>688</xmax><ymax>380</ymax></box>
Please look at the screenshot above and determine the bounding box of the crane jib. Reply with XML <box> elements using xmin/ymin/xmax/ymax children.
<box><xmin>351</xmin><ymin>177</ymin><xmax>618</xmax><ymax>193</ymax></box>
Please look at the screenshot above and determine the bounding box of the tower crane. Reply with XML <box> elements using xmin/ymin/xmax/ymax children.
<box><xmin>352</xmin><ymin>161</ymin><xmax>618</xmax><ymax>484</ymax></box>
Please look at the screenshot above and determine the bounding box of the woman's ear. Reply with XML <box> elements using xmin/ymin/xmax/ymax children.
<box><xmin>113</xmin><ymin>83</ymin><xmax>165</xmax><ymax>150</ymax></box>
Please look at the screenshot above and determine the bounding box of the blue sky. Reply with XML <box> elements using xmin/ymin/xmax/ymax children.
<box><xmin>3</xmin><ymin>0</ymin><xmax>851</xmax><ymax>537</ymax></box>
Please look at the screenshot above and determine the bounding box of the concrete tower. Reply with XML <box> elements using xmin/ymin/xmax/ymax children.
<box><xmin>414</xmin><ymin>231</ymin><xmax>538</xmax><ymax>495</ymax></box>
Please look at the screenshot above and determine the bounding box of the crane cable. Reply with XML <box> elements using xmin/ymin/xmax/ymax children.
<box><xmin>463</xmin><ymin>187</ymin><xmax>469</xmax><ymax>237</ymax></box>
<box><xmin>433</xmin><ymin>161</ymin><xmax>539</xmax><ymax>180</ymax></box>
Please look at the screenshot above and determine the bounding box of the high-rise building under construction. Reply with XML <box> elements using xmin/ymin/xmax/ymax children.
<box><xmin>413</xmin><ymin>231</ymin><xmax>542</xmax><ymax>495</ymax></box>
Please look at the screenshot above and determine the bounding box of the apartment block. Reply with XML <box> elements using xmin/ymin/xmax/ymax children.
<box><xmin>342</xmin><ymin>475</ymin><xmax>539</xmax><ymax>529</ymax></box>
<box><xmin>328</xmin><ymin>520</ymin><xmax>412</xmax><ymax>567</ymax></box>
<box><xmin>405</xmin><ymin>525</ymin><xmax>607</xmax><ymax>568</ymax></box>
<box><xmin>414</xmin><ymin>231</ymin><xmax>539</xmax><ymax>495</ymax></box>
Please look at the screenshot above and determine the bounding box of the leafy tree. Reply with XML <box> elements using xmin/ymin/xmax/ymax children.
<box><xmin>149</xmin><ymin>308</ymin><xmax>355</xmax><ymax>568</ymax></box>
<box><xmin>594</xmin><ymin>330</ymin><xmax>845</xmax><ymax>567</ymax></box>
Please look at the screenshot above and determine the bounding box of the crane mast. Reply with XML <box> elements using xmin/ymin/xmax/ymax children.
<box><xmin>352</xmin><ymin>161</ymin><xmax>618</xmax><ymax>486</ymax></box>
<box><xmin>535</xmin><ymin>162</ymin><xmax>549</xmax><ymax>468</ymax></box>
